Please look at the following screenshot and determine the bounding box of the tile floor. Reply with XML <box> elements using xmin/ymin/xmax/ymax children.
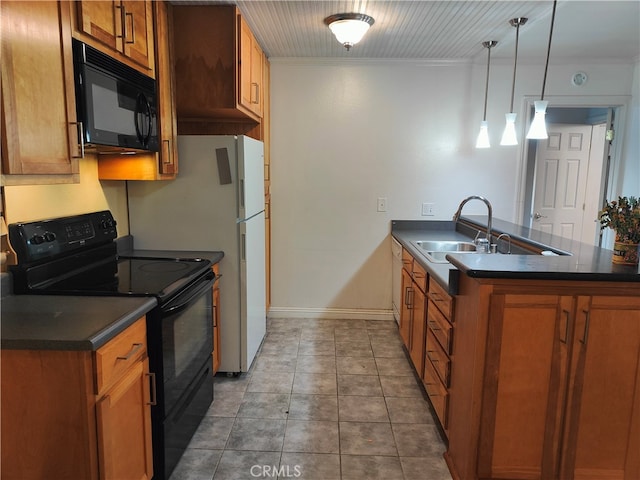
<box><xmin>169</xmin><ymin>318</ymin><xmax>453</xmax><ymax>480</ymax></box>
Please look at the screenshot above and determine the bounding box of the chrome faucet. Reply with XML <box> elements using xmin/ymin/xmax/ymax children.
<box><xmin>496</xmin><ymin>233</ymin><xmax>512</xmax><ymax>254</ymax></box>
<box><xmin>452</xmin><ymin>195</ymin><xmax>493</xmax><ymax>248</ymax></box>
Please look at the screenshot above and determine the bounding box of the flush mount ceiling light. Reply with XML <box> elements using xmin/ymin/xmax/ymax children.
<box><xmin>324</xmin><ymin>13</ymin><xmax>375</xmax><ymax>50</ymax></box>
<box><xmin>500</xmin><ymin>17</ymin><xmax>527</xmax><ymax>146</ymax></box>
<box><xmin>476</xmin><ymin>40</ymin><xmax>498</xmax><ymax>149</ymax></box>
<box><xmin>526</xmin><ymin>0</ymin><xmax>558</xmax><ymax>140</ymax></box>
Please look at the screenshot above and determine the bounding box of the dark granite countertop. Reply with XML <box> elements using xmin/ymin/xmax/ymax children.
<box><xmin>392</xmin><ymin>217</ymin><xmax>639</xmax><ymax>294</ymax></box>
<box><xmin>1</xmin><ymin>237</ymin><xmax>224</xmax><ymax>352</ymax></box>
<box><xmin>1</xmin><ymin>274</ymin><xmax>157</xmax><ymax>351</ymax></box>
<box><xmin>391</xmin><ymin>220</ymin><xmax>463</xmax><ymax>292</ymax></box>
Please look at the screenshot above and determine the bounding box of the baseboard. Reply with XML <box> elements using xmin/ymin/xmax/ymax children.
<box><xmin>267</xmin><ymin>307</ymin><xmax>394</xmax><ymax>321</ymax></box>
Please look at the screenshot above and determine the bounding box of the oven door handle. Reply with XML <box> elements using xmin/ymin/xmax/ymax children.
<box><xmin>161</xmin><ymin>272</ymin><xmax>215</xmax><ymax>315</ymax></box>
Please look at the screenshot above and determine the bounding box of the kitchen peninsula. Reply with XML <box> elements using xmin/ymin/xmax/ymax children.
<box><xmin>392</xmin><ymin>216</ymin><xmax>639</xmax><ymax>480</ymax></box>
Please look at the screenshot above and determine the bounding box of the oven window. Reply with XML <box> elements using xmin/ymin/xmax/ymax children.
<box><xmin>172</xmin><ymin>293</ymin><xmax>211</xmax><ymax>377</ymax></box>
<box><xmin>161</xmin><ymin>286</ymin><xmax>213</xmax><ymax>413</ymax></box>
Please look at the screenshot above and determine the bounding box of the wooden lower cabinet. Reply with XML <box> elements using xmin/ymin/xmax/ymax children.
<box><xmin>446</xmin><ymin>278</ymin><xmax>640</xmax><ymax>480</ymax></box>
<box><xmin>409</xmin><ymin>288</ymin><xmax>426</xmax><ymax>375</ymax></box>
<box><xmin>400</xmin><ymin>247</ymin><xmax>454</xmax><ymax>433</ymax></box>
<box><xmin>96</xmin><ymin>357</ymin><xmax>153</xmax><ymax>480</ymax></box>
<box><xmin>1</xmin><ymin>317</ymin><xmax>153</xmax><ymax>480</ymax></box>
<box><xmin>399</xmin><ymin>251</ymin><xmax>427</xmax><ymax>377</ymax></box>
<box><xmin>400</xmin><ymin>268</ymin><xmax>413</xmax><ymax>347</ymax></box>
<box><xmin>561</xmin><ymin>295</ymin><xmax>640</xmax><ymax>479</ymax></box>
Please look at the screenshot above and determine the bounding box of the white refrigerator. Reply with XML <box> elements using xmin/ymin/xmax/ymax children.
<box><xmin>128</xmin><ymin>135</ymin><xmax>266</xmax><ymax>373</ymax></box>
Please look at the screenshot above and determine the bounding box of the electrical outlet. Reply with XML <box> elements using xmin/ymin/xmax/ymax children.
<box><xmin>377</xmin><ymin>197</ymin><xmax>387</xmax><ymax>212</ymax></box>
<box><xmin>421</xmin><ymin>203</ymin><xmax>435</xmax><ymax>216</ymax></box>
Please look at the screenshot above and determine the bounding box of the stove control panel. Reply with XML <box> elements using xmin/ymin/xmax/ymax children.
<box><xmin>8</xmin><ymin>210</ymin><xmax>118</xmax><ymax>264</ymax></box>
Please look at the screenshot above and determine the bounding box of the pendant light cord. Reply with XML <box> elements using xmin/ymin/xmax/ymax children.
<box><xmin>540</xmin><ymin>0</ymin><xmax>558</xmax><ymax>101</ymax></box>
<box><xmin>508</xmin><ymin>23</ymin><xmax>521</xmax><ymax>113</ymax></box>
<box><xmin>481</xmin><ymin>41</ymin><xmax>496</xmax><ymax>121</ymax></box>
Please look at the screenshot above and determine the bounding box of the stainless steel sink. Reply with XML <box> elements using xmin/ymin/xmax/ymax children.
<box><xmin>414</xmin><ymin>240</ymin><xmax>476</xmax><ymax>252</ymax></box>
<box><xmin>412</xmin><ymin>240</ymin><xmax>478</xmax><ymax>263</ymax></box>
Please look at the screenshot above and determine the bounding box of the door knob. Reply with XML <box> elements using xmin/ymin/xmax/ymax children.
<box><xmin>533</xmin><ymin>212</ymin><xmax>548</xmax><ymax>220</ymax></box>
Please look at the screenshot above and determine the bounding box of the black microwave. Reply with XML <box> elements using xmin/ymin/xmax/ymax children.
<box><xmin>72</xmin><ymin>39</ymin><xmax>159</xmax><ymax>153</ymax></box>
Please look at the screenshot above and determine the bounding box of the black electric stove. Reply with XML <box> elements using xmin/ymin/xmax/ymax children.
<box><xmin>8</xmin><ymin>211</ymin><xmax>215</xmax><ymax>480</ymax></box>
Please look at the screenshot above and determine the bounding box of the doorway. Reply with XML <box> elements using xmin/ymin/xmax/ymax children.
<box><xmin>519</xmin><ymin>101</ymin><xmax>626</xmax><ymax>248</ymax></box>
<box><xmin>530</xmin><ymin>121</ymin><xmax>607</xmax><ymax>245</ymax></box>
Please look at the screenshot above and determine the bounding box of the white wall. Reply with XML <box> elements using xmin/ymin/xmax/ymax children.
<box><xmin>269</xmin><ymin>58</ymin><xmax>637</xmax><ymax>318</ymax></box>
<box><xmin>621</xmin><ymin>61</ymin><xmax>640</xmax><ymax>196</ymax></box>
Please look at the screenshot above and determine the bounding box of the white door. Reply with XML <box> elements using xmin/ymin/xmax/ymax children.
<box><xmin>531</xmin><ymin>124</ymin><xmax>598</xmax><ymax>243</ymax></box>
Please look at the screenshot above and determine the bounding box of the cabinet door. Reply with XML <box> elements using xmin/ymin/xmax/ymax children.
<box><xmin>1</xmin><ymin>1</ymin><xmax>80</xmax><ymax>178</ymax></box>
<box><xmin>238</xmin><ymin>15</ymin><xmax>255</xmax><ymax>113</ymax></box>
<box><xmin>478</xmin><ymin>294</ymin><xmax>572</xmax><ymax>480</ymax></box>
<box><xmin>409</xmin><ymin>288</ymin><xmax>426</xmax><ymax>376</ymax></box>
<box><xmin>561</xmin><ymin>295</ymin><xmax>640</xmax><ymax>479</ymax></box>
<box><xmin>96</xmin><ymin>357</ymin><xmax>153</xmax><ymax>480</ymax></box>
<box><xmin>76</xmin><ymin>1</ymin><xmax>120</xmax><ymax>51</ymax></box>
<box><xmin>76</xmin><ymin>1</ymin><xmax>153</xmax><ymax>71</ymax></box>
<box><xmin>153</xmin><ymin>0</ymin><xmax>177</xmax><ymax>176</ymax></box>
<box><xmin>399</xmin><ymin>268</ymin><xmax>413</xmax><ymax>349</ymax></box>
<box><xmin>121</xmin><ymin>0</ymin><xmax>153</xmax><ymax>69</ymax></box>
<box><xmin>250</xmin><ymin>38</ymin><xmax>264</xmax><ymax>116</ymax></box>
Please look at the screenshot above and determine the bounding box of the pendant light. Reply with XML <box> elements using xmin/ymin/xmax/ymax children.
<box><xmin>324</xmin><ymin>13</ymin><xmax>375</xmax><ymax>50</ymax></box>
<box><xmin>476</xmin><ymin>40</ymin><xmax>498</xmax><ymax>149</ymax></box>
<box><xmin>500</xmin><ymin>17</ymin><xmax>527</xmax><ymax>146</ymax></box>
<box><xmin>526</xmin><ymin>0</ymin><xmax>558</xmax><ymax>140</ymax></box>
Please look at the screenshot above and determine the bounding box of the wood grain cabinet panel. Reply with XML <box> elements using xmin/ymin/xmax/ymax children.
<box><xmin>446</xmin><ymin>278</ymin><xmax>640</xmax><ymax>480</ymax></box>
<box><xmin>478</xmin><ymin>294</ymin><xmax>571</xmax><ymax>479</ymax></box>
<box><xmin>0</xmin><ymin>317</ymin><xmax>153</xmax><ymax>480</ymax></box>
<box><xmin>173</xmin><ymin>5</ymin><xmax>265</xmax><ymax>130</ymax></box>
<box><xmin>74</xmin><ymin>0</ymin><xmax>155</xmax><ymax>74</ymax></box>
<box><xmin>1</xmin><ymin>0</ymin><xmax>80</xmax><ymax>183</ymax></box>
<box><xmin>561</xmin><ymin>295</ymin><xmax>640</xmax><ymax>480</ymax></box>
<box><xmin>400</xmin><ymin>267</ymin><xmax>413</xmax><ymax>348</ymax></box>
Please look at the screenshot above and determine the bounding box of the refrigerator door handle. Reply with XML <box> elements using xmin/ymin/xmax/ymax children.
<box><xmin>241</xmin><ymin>232</ymin><xmax>246</xmax><ymax>260</ymax></box>
<box><xmin>239</xmin><ymin>179</ymin><xmax>245</xmax><ymax>209</ymax></box>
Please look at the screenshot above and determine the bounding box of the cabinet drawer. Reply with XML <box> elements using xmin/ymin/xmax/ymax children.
<box><xmin>411</xmin><ymin>260</ymin><xmax>428</xmax><ymax>293</ymax></box>
<box><xmin>423</xmin><ymin>356</ymin><xmax>449</xmax><ymax>430</ymax></box>
<box><xmin>426</xmin><ymin>328</ymin><xmax>450</xmax><ymax>387</ymax></box>
<box><xmin>95</xmin><ymin>317</ymin><xmax>147</xmax><ymax>393</ymax></box>
<box><xmin>401</xmin><ymin>248</ymin><xmax>413</xmax><ymax>272</ymax></box>
<box><xmin>427</xmin><ymin>299</ymin><xmax>453</xmax><ymax>354</ymax></box>
<box><xmin>428</xmin><ymin>277</ymin><xmax>453</xmax><ymax>319</ymax></box>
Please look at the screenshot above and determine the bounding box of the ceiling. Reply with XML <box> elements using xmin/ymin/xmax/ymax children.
<box><xmin>175</xmin><ymin>1</ymin><xmax>640</xmax><ymax>62</ymax></box>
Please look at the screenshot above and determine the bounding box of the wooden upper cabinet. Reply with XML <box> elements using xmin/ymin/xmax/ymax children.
<box><xmin>239</xmin><ymin>15</ymin><xmax>264</xmax><ymax>118</ymax></box>
<box><xmin>74</xmin><ymin>0</ymin><xmax>155</xmax><ymax>75</ymax></box>
<box><xmin>152</xmin><ymin>0</ymin><xmax>177</xmax><ymax>176</ymax></box>
<box><xmin>97</xmin><ymin>0</ymin><xmax>177</xmax><ymax>180</ymax></box>
<box><xmin>173</xmin><ymin>5</ymin><xmax>265</xmax><ymax>129</ymax></box>
<box><xmin>1</xmin><ymin>0</ymin><xmax>80</xmax><ymax>183</ymax></box>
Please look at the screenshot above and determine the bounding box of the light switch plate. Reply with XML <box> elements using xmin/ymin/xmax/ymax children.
<box><xmin>422</xmin><ymin>203</ymin><xmax>435</xmax><ymax>216</ymax></box>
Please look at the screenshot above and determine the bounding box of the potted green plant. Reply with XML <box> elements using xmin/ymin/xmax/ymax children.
<box><xmin>599</xmin><ymin>196</ymin><xmax>640</xmax><ymax>265</ymax></box>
